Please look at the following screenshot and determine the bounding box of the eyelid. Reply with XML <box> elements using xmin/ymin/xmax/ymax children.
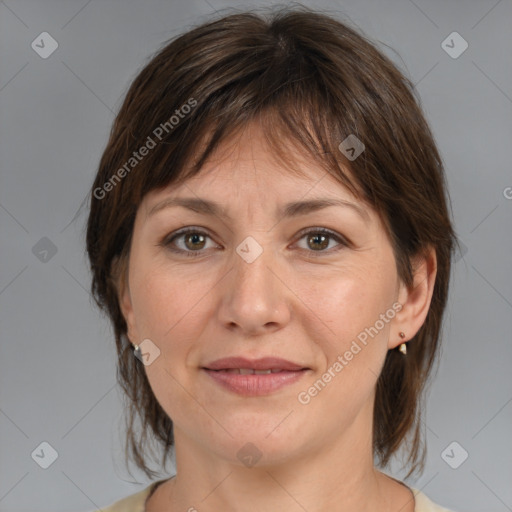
<box><xmin>159</xmin><ymin>226</ymin><xmax>219</xmax><ymax>254</ymax></box>
<box><xmin>293</xmin><ymin>227</ymin><xmax>350</xmax><ymax>256</ymax></box>
<box><xmin>160</xmin><ymin>226</ymin><xmax>350</xmax><ymax>257</ymax></box>
<box><xmin>294</xmin><ymin>226</ymin><xmax>349</xmax><ymax>245</ymax></box>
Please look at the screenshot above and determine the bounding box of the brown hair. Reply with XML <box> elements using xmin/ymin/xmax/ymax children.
<box><xmin>86</xmin><ymin>5</ymin><xmax>457</xmax><ymax>480</ymax></box>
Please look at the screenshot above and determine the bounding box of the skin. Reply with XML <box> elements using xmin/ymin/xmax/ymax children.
<box><xmin>119</xmin><ymin>120</ymin><xmax>437</xmax><ymax>512</ymax></box>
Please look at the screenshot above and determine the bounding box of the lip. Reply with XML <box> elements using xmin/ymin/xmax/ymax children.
<box><xmin>202</xmin><ymin>357</ymin><xmax>309</xmax><ymax>396</ymax></box>
<box><xmin>204</xmin><ymin>357</ymin><xmax>307</xmax><ymax>372</ymax></box>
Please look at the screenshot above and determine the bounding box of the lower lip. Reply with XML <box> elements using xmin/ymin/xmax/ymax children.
<box><xmin>203</xmin><ymin>369</ymin><xmax>308</xmax><ymax>396</ymax></box>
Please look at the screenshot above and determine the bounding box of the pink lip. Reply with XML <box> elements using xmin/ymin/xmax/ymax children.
<box><xmin>202</xmin><ymin>357</ymin><xmax>309</xmax><ymax>396</ymax></box>
<box><xmin>204</xmin><ymin>357</ymin><xmax>306</xmax><ymax>371</ymax></box>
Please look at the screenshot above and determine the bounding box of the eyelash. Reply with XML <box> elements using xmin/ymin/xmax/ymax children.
<box><xmin>159</xmin><ymin>227</ymin><xmax>349</xmax><ymax>258</ymax></box>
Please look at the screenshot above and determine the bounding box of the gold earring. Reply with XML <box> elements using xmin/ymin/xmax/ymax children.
<box><xmin>398</xmin><ymin>332</ymin><xmax>407</xmax><ymax>354</ymax></box>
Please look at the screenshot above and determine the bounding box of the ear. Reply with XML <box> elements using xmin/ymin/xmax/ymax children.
<box><xmin>389</xmin><ymin>246</ymin><xmax>437</xmax><ymax>350</ymax></box>
<box><xmin>113</xmin><ymin>255</ymin><xmax>139</xmax><ymax>345</ymax></box>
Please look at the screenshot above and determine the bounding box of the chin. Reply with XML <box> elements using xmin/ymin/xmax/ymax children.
<box><xmin>206</xmin><ymin>419</ymin><xmax>309</xmax><ymax>466</ymax></box>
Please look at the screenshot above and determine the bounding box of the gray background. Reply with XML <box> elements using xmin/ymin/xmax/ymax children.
<box><xmin>0</xmin><ymin>0</ymin><xmax>511</xmax><ymax>511</ymax></box>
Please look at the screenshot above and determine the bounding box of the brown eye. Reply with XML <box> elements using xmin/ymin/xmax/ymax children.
<box><xmin>183</xmin><ymin>232</ymin><xmax>207</xmax><ymax>250</ymax></box>
<box><xmin>306</xmin><ymin>233</ymin><xmax>330</xmax><ymax>251</ymax></box>
<box><xmin>295</xmin><ymin>228</ymin><xmax>348</xmax><ymax>255</ymax></box>
<box><xmin>161</xmin><ymin>226</ymin><xmax>348</xmax><ymax>258</ymax></box>
<box><xmin>162</xmin><ymin>228</ymin><xmax>217</xmax><ymax>257</ymax></box>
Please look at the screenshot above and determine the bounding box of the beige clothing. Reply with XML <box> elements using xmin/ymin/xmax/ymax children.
<box><xmin>98</xmin><ymin>479</ymin><xmax>455</xmax><ymax>511</ymax></box>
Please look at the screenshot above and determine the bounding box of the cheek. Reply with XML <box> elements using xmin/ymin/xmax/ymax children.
<box><xmin>298</xmin><ymin>261</ymin><xmax>396</xmax><ymax>393</ymax></box>
<box><xmin>129</xmin><ymin>265</ymin><xmax>211</xmax><ymax>416</ymax></box>
<box><xmin>298</xmin><ymin>263</ymin><xmax>393</xmax><ymax>342</ymax></box>
<box><xmin>130</xmin><ymin>261</ymin><xmax>216</xmax><ymax>341</ymax></box>
<box><xmin>294</xmin><ymin>276</ymin><xmax>391</xmax><ymax>419</ymax></box>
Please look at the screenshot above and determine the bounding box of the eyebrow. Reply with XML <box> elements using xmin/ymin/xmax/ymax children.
<box><xmin>147</xmin><ymin>197</ymin><xmax>370</xmax><ymax>223</ymax></box>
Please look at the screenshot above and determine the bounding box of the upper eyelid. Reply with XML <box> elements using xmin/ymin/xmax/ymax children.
<box><xmin>163</xmin><ymin>226</ymin><xmax>348</xmax><ymax>251</ymax></box>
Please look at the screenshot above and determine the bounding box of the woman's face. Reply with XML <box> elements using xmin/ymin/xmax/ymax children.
<box><xmin>120</xmin><ymin>122</ymin><xmax>415</xmax><ymax>465</ymax></box>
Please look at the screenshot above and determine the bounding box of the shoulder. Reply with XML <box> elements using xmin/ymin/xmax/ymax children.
<box><xmin>411</xmin><ymin>488</ymin><xmax>456</xmax><ymax>512</ymax></box>
<box><xmin>98</xmin><ymin>481</ymin><xmax>161</xmax><ymax>512</ymax></box>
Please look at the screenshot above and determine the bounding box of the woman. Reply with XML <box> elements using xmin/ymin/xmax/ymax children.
<box><xmin>86</xmin><ymin>6</ymin><xmax>457</xmax><ymax>512</ymax></box>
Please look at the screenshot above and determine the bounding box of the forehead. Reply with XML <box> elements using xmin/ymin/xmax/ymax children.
<box><xmin>143</xmin><ymin>120</ymin><xmax>362</xmax><ymax>210</ymax></box>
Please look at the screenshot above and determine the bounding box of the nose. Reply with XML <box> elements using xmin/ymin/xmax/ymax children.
<box><xmin>217</xmin><ymin>240</ymin><xmax>291</xmax><ymax>336</ymax></box>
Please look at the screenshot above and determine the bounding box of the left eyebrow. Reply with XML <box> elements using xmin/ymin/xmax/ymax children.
<box><xmin>147</xmin><ymin>197</ymin><xmax>370</xmax><ymax>224</ymax></box>
<box><xmin>280</xmin><ymin>198</ymin><xmax>370</xmax><ymax>224</ymax></box>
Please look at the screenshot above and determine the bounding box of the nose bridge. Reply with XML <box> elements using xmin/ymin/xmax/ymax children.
<box><xmin>219</xmin><ymin>234</ymin><xmax>290</xmax><ymax>333</ymax></box>
<box><xmin>233</xmin><ymin>233</ymin><xmax>277</xmax><ymax>301</ymax></box>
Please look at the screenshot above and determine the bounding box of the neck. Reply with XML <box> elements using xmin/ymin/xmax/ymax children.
<box><xmin>154</xmin><ymin>404</ymin><xmax>412</xmax><ymax>512</ymax></box>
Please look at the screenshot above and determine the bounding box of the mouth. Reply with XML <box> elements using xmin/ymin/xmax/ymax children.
<box><xmin>203</xmin><ymin>356</ymin><xmax>308</xmax><ymax>372</ymax></box>
<box><xmin>208</xmin><ymin>368</ymin><xmax>298</xmax><ymax>374</ymax></box>
<box><xmin>202</xmin><ymin>357</ymin><xmax>310</xmax><ymax>396</ymax></box>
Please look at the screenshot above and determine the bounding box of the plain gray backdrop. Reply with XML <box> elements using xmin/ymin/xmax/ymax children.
<box><xmin>1</xmin><ymin>1</ymin><xmax>511</xmax><ymax>511</ymax></box>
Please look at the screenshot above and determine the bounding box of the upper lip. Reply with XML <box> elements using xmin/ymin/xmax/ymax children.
<box><xmin>203</xmin><ymin>357</ymin><xmax>308</xmax><ymax>371</ymax></box>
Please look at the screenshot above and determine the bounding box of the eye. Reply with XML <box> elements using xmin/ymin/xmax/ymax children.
<box><xmin>294</xmin><ymin>228</ymin><xmax>348</xmax><ymax>255</ymax></box>
<box><xmin>160</xmin><ymin>227</ymin><xmax>349</xmax><ymax>258</ymax></box>
<box><xmin>161</xmin><ymin>227</ymin><xmax>218</xmax><ymax>257</ymax></box>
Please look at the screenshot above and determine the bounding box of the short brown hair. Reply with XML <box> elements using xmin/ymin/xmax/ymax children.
<box><xmin>86</xmin><ymin>6</ymin><xmax>457</xmax><ymax>479</ymax></box>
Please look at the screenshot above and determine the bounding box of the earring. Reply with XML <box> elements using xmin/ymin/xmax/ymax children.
<box><xmin>133</xmin><ymin>344</ymin><xmax>141</xmax><ymax>360</ymax></box>
<box><xmin>398</xmin><ymin>332</ymin><xmax>407</xmax><ymax>355</ymax></box>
